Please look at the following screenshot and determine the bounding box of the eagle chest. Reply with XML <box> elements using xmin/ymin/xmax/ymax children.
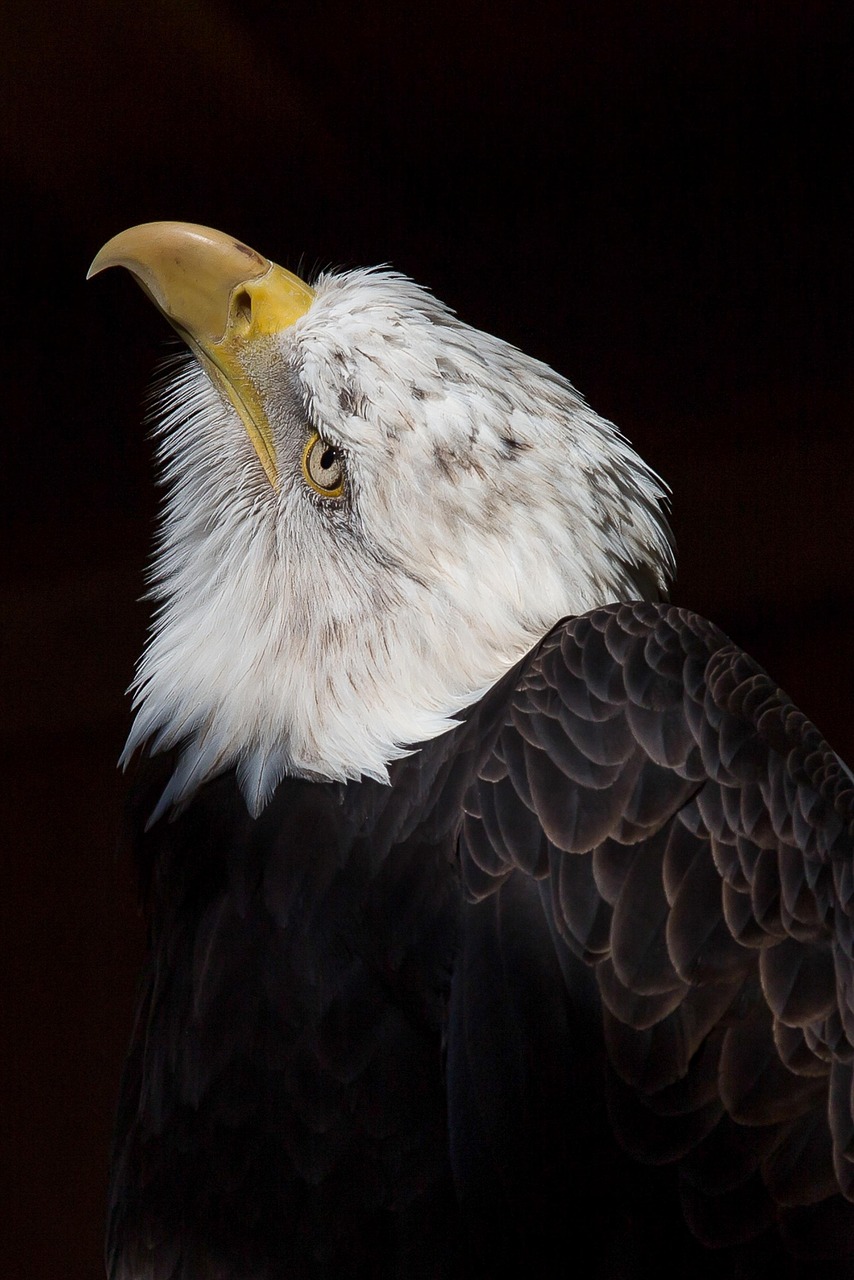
<box><xmin>110</xmin><ymin>770</ymin><xmax>470</xmax><ymax>1277</ymax></box>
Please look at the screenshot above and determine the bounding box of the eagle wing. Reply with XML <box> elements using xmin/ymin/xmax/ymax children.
<box><xmin>456</xmin><ymin>602</ymin><xmax>854</xmax><ymax>1266</ymax></box>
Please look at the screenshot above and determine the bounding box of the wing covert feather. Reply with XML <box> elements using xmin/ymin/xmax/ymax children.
<box><xmin>459</xmin><ymin>602</ymin><xmax>854</xmax><ymax>1261</ymax></box>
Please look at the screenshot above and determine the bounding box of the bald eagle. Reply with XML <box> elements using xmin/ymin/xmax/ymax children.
<box><xmin>91</xmin><ymin>224</ymin><xmax>854</xmax><ymax>1280</ymax></box>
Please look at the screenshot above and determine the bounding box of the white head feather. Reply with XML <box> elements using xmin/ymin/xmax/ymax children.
<box><xmin>122</xmin><ymin>269</ymin><xmax>674</xmax><ymax>819</ymax></box>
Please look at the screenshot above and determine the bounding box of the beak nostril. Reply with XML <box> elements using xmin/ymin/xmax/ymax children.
<box><xmin>233</xmin><ymin>289</ymin><xmax>252</xmax><ymax>325</ymax></box>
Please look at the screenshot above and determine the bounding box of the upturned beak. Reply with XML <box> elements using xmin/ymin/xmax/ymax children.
<box><xmin>88</xmin><ymin>221</ymin><xmax>316</xmax><ymax>489</ymax></box>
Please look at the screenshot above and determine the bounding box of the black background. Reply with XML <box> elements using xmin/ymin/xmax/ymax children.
<box><xmin>3</xmin><ymin>3</ymin><xmax>853</xmax><ymax>1276</ymax></box>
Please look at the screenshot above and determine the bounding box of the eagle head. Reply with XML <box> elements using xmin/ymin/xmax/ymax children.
<box><xmin>90</xmin><ymin>222</ymin><xmax>674</xmax><ymax>818</ymax></box>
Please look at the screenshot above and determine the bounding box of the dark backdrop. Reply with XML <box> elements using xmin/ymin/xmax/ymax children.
<box><xmin>3</xmin><ymin>3</ymin><xmax>852</xmax><ymax>1276</ymax></box>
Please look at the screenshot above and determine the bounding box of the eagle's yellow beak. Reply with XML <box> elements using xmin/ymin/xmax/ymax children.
<box><xmin>88</xmin><ymin>222</ymin><xmax>316</xmax><ymax>489</ymax></box>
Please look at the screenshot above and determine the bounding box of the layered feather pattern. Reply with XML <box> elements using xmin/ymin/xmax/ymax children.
<box><xmin>460</xmin><ymin>602</ymin><xmax>854</xmax><ymax>1265</ymax></box>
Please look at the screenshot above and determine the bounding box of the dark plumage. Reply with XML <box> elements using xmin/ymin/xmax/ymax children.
<box><xmin>108</xmin><ymin>605</ymin><xmax>854</xmax><ymax>1279</ymax></box>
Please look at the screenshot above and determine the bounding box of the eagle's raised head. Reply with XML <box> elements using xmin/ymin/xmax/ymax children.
<box><xmin>90</xmin><ymin>223</ymin><xmax>674</xmax><ymax>818</ymax></box>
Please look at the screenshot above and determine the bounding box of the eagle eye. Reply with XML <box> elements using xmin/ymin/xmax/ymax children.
<box><xmin>302</xmin><ymin>432</ymin><xmax>345</xmax><ymax>499</ymax></box>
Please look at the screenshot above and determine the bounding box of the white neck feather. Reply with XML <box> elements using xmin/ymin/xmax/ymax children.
<box><xmin>124</xmin><ymin>271</ymin><xmax>674</xmax><ymax>819</ymax></box>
